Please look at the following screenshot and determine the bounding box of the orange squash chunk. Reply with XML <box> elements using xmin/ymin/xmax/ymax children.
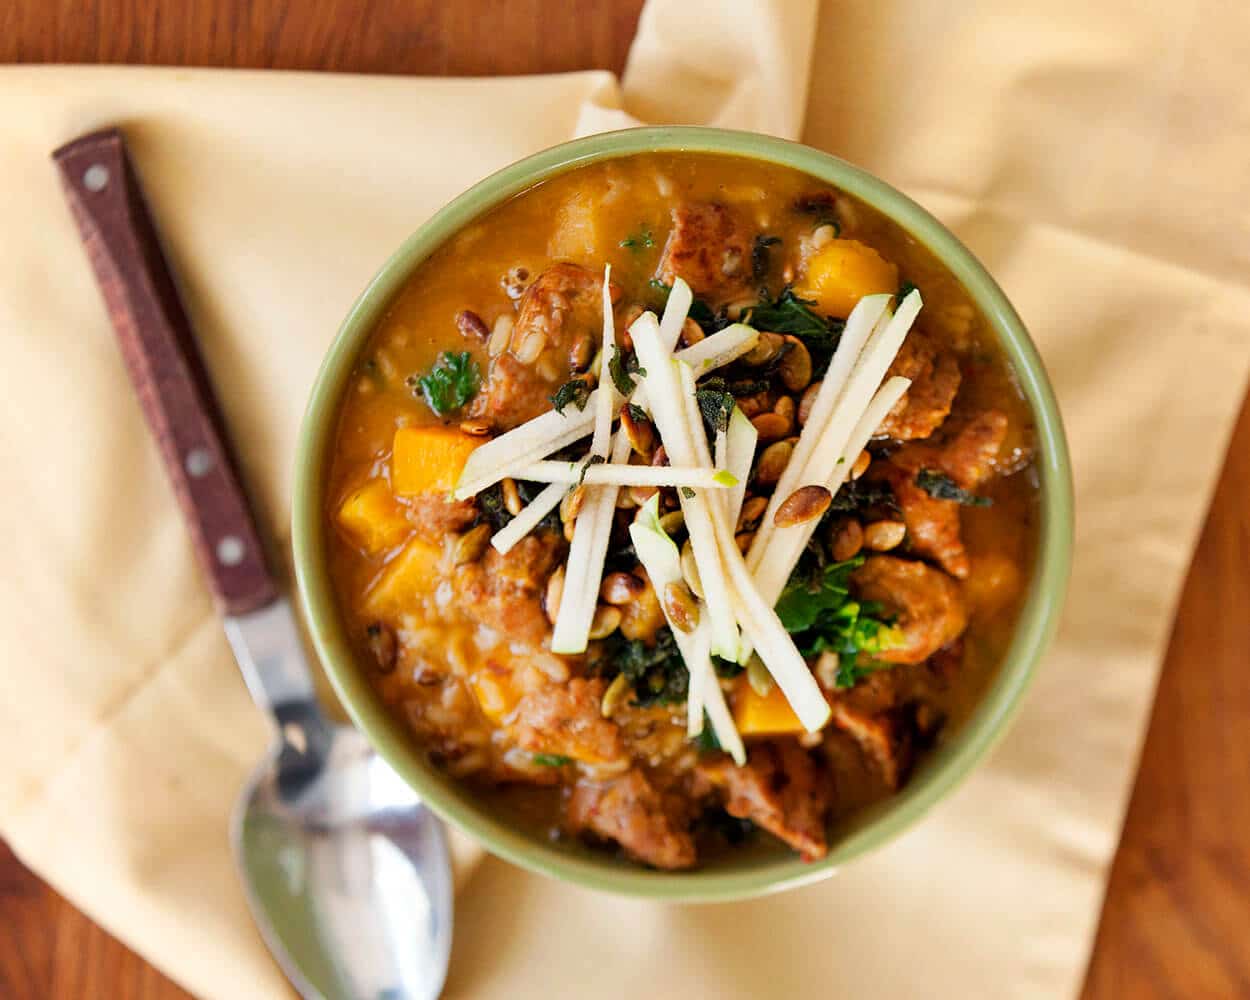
<box><xmin>732</xmin><ymin>675</ymin><xmax>809</xmax><ymax>736</ymax></box>
<box><xmin>362</xmin><ymin>536</ymin><xmax>443</xmax><ymax>618</ymax></box>
<box><xmin>336</xmin><ymin>478</ymin><xmax>411</xmax><ymax>556</ymax></box>
<box><xmin>795</xmin><ymin>239</ymin><xmax>899</xmax><ymax>319</ymax></box>
<box><xmin>391</xmin><ymin>426</ymin><xmax>483</xmax><ymax>496</ymax></box>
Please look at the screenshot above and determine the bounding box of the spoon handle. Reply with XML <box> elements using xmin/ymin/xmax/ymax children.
<box><xmin>53</xmin><ymin>128</ymin><xmax>278</xmax><ymax>617</ymax></box>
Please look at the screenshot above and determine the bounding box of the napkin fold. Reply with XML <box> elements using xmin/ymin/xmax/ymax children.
<box><xmin>2</xmin><ymin>2</ymin><xmax>1248</xmax><ymax>998</ymax></box>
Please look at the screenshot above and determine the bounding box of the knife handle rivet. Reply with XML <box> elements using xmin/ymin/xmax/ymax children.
<box><xmin>217</xmin><ymin>535</ymin><xmax>245</xmax><ymax>567</ymax></box>
<box><xmin>186</xmin><ymin>447</ymin><xmax>214</xmax><ymax>478</ymax></box>
<box><xmin>83</xmin><ymin>164</ymin><xmax>109</xmax><ymax>192</ymax></box>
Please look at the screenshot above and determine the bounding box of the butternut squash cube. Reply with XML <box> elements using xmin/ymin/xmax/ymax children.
<box><xmin>795</xmin><ymin>239</ymin><xmax>899</xmax><ymax>319</ymax></box>
<box><xmin>336</xmin><ymin>479</ymin><xmax>411</xmax><ymax>556</ymax></box>
<box><xmin>732</xmin><ymin>676</ymin><xmax>809</xmax><ymax>736</ymax></box>
<box><xmin>362</xmin><ymin>536</ymin><xmax>443</xmax><ymax>618</ymax></box>
<box><xmin>391</xmin><ymin>426</ymin><xmax>482</xmax><ymax>496</ymax></box>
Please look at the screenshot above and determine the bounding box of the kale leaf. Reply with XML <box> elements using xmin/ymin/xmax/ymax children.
<box><xmin>550</xmin><ymin>377</ymin><xmax>592</xmax><ymax>415</ymax></box>
<box><xmin>609</xmin><ymin>348</ymin><xmax>645</xmax><ymax>397</ymax></box>
<box><xmin>826</xmin><ymin>478</ymin><xmax>899</xmax><ymax>518</ymax></box>
<box><xmin>532</xmin><ymin>753</ymin><xmax>572</xmax><ymax>767</ymax></box>
<box><xmin>744</xmin><ymin>288</ymin><xmax>845</xmax><ymax>376</ymax></box>
<box><xmin>915</xmin><ymin>469</ymin><xmax>992</xmax><ymax>507</ymax></box>
<box><xmin>594</xmin><ymin>627</ymin><xmax>689</xmax><ymax>707</ymax></box>
<box><xmin>410</xmin><ymin>351</ymin><xmax>481</xmax><ymax>415</ymax></box>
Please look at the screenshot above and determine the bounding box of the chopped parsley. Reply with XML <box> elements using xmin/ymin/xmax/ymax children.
<box><xmin>532</xmin><ymin>753</ymin><xmax>572</xmax><ymax>767</ymax></box>
<box><xmin>915</xmin><ymin>469</ymin><xmax>992</xmax><ymax>507</ymax></box>
<box><xmin>681</xmin><ymin>486</ymin><xmax>696</xmax><ymax>499</ymax></box>
<box><xmin>409</xmin><ymin>351</ymin><xmax>480</xmax><ymax>415</ymax></box>
<box><xmin>620</xmin><ymin>228</ymin><xmax>655</xmax><ymax>251</ymax></box>
<box><xmin>776</xmin><ymin>555</ymin><xmax>901</xmax><ymax>668</ymax></box>
<box><xmin>550</xmin><ymin>377</ymin><xmax>592</xmax><ymax>415</ymax></box>
<box><xmin>897</xmin><ymin>279</ymin><xmax>918</xmax><ymax>301</ymax></box>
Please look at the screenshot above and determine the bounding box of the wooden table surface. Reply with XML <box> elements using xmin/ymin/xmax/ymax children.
<box><xmin>2</xmin><ymin>2</ymin><xmax>1248</xmax><ymax>997</ymax></box>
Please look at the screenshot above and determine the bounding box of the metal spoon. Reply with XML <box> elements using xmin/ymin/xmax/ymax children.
<box><xmin>54</xmin><ymin>127</ymin><xmax>453</xmax><ymax>1000</ymax></box>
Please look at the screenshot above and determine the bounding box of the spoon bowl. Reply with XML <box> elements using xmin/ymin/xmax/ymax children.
<box><xmin>233</xmin><ymin>720</ymin><xmax>453</xmax><ymax>1000</ymax></box>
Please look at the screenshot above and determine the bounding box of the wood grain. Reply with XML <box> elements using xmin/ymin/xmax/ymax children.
<box><xmin>2</xmin><ymin>1</ymin><xmax>1248</xmax><ymax>998</ymax></box>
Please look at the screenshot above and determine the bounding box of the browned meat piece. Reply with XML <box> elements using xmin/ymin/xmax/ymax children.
<box><xmin>657</xmin><ymin>202</ymin><xmax>754</xmax><ymax>304</ymax></box>
<box><xmin>454</xmin><ymin>532</ymin><xmax>562</xmax><ymax>646</ymax></box>
<box><xmin>828</xmin><ymin>702</ymin><xmax>913</xmax><ymax>791</ymax></box>
<box><xmin>510</xmin><ymin>677</ymin><xmax>625</xmax><ymax>765</ymax></box>
<box><xmin>877</xmin><ymin>329</ymin><xmax>962</xmax><ymax>441</ymax></box>
<box><xmin>408</xmin><ymin>494</ymin><xmax>476</xmax><ymax>539</ymax></box>
<box><xmin>873</xmin><ymin>410</ymin><xmax>1008</xmax><ymax>577</ymax></box>
<box><xmin>567</xmin><ymin>769</ymin><xmax>696</xmax><ymax>869</ymax></box>
<box><xmin>851</xmin><ymin>555</ymin><xmax>967</xmax><ymax>665</ymax></box>
<box><xmin>470</xmin><ymin>263</ymin><xmax>613</xmax><ymax>430</ymax></box>
<box><xmin>696</xmin><ymin>742</ymin><xmax>831</xmax><ymax>860</ymax></box>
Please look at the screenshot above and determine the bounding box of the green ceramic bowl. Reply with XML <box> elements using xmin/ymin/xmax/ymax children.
<box><xmin>292</xmin><ymin>126</ymin><xmax>1073</xmax><ymax>902</ymax></box>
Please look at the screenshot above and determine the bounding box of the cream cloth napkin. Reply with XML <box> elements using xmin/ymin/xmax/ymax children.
<box><xmin>2</xmin><ymin>1</ymin><xmax>1247</xmax><ymax>997</ymax></box>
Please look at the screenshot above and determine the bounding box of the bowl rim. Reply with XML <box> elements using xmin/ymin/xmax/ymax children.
<box><xmin>292</xmin><ymin>125</ymin><xmax>1074</xmax><ymax>902</ymax></box>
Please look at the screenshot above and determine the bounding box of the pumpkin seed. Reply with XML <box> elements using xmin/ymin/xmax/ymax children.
<box><xmin>600</xmin><ymin>672</ymin><xmax>631</xmax><ymax>718</ymax></box>
<box><xmin>600</xmin><ymin>571</ymin><xmax>644</xmax><ymax>605</ymax></box>
<box><xmin>679</xmin><ymin>317</ymin><xmax>705</xmax><ymax>347</ymax></box>
<box><xmin>829</xmin><ymin>518</ymin><xmax>864</xmax><ymax>562</ymax></box>
<box><xmin>851</xmin><ymin>449</ymin><xmax>872</xmax><ymax>480</ymax></box>
<box><xmin>544</xmin><ymin>566</ymin><xmax>565</xmax><ymax>625</ymax></box>
<box><xmin>588</xmin><ymin>604</ymin><xmax>623</xmax><ymax>640</ymax></box>
<box><xmin>680</xmin><ymin>539</ymin><xmax>704</xmax><ymax>599</ymax></box>
<box><xmin>755</xmin><ymin>440</ymin><xmax>793</xmax><ymax>484</ymax></box>
<box><xmin>751</xmin><ymin>411</ymin><xmax>790</xmax><ymax>442</ymax></box>
<box><xmin>815</xmin><ymin>650</ymin><xmax>840</xmax><ymax>691</ymax></box>
<box><xmin>778</xmin><ymin>336</ymin><xmax>813</xmax><ymax>392</ymax></box>
<box><xmin>774</xmin><ymin>485</ymin><xmax>832</xmax><ymax>528</ymax></box>
<box><xmin>798</xmin><ymin>382</ymin><xmax>821</xmax><ymax>426</ymax></box>
<box><xmin>743</xmin><ymin>331</ymin><xmax>784</xmax><ymax>366</ymax></box>
<box><xmin>620</xmin><ymin>405</ymin><xmax>656</xmax><ymax>457</ymax></box>
<box><xmin>746</xmin><ymin>654</ymin><xmax>774</xmax><ymax>696</ymax></box>
<box><xmin>501</xmin><ymin>477</ymin><xmax>523</xmax><ymax>516</ymax></box>
<box><xmin>737</xmin><ymin>495</ymin><xmax>768</xmax><ymax>532</ymax></box>
<box><xmin>452</xmin><ymin>523</ymin><xmax>492</xmax><ymax>566</ymax></box>
<box><xmin>560</xmin><ymin>485</ymin><xmax>586</xmax><ymax>524</ymax></box>
<box><xmin>662</xmin><ymin>581</ymin><xmax>700</xmax><ymax>634</ymax></box>
<box><xmin>659</xmin><ymin>509</ymin><xmax>686</xmax><ymax>535</ymax></box>
<box><xmin>459</xmin><ymin>419</ymin><xmax>492</xmax><ymax>437</ymax></box>
<box><xmin>863</xmin><ymin>520</ymin><xmax>906</xmax><ymax>552</ymax></box>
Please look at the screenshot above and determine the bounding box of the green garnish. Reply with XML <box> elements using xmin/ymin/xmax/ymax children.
<box><xmin>594</xmin><ymin>627</ymin><xmax>689</xmax><ymax>707</ymax></box>
<box><xmin>915</xmin><ymin>469</ymin><xmax>992</xmax><ymax>507</ymax></box>
<box><xmin>692</xmin><ymin>714</ymin><xmax>722</xmax><ymax>752</ymax></box>
<box><xmin>744</xmin><ymin>288</ymin><xmax>844</xmax><ymax>376</ymax></box>
<box><xmin>410</xmin><ymin>351</ymin><xmax>480</xmax><ymax>415</ymax></box>
<box><xmin>626</xmin><ymin>403</ymin><xmax>650</xmax><ymax>424</ymax></box>
<box><xmin>897</xmin><ymin>280</ymin><xmax>918</xmax><ymax>301</ymax></box>
<box><xmin>532</xmin><ymin>753</ymin><xmax>572</xmax><ymax>767</ymax></box>
<box><xmin>620</xmin><ymin>228</ymin><xmax>655</xmax><ymax>251</ymax></box>
<box><xmin>550</xmin><ymin>377</ymin><xmax>592</xmax><ymax>415</ymax></box>
<box><xmin>578</xmin><ymin>454</ymin><xmax>606</xmax><ymax>485</ymax></box>
<box><xmin>827</xmin><ymin>479</ymin><xmax>898</xmax><ymax>517</ymax></box>
<box><xmin>776</xmin><ymin>556</ymin><xmax>901</xmax><ymax>668</ymax></box>
<box><xmin>609</xmin><ymin>349</ymin><xmax>645</xmax><ymax>396</ymax></box>
<box><xmin>681</xmin><ymin>486</ymin><xmax>696</xmax><ymax>499</ymax></box>
<box><xmin>696</xmin><ymin>382</ymin><xmax>736</xmax><ymax>434</ymax></box>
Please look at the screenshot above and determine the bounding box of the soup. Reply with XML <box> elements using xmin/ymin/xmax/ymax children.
<box><xmin>324</xmin><ymin>152</ymin><xmax>1037</xmax><ymax>869</ymax></box>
